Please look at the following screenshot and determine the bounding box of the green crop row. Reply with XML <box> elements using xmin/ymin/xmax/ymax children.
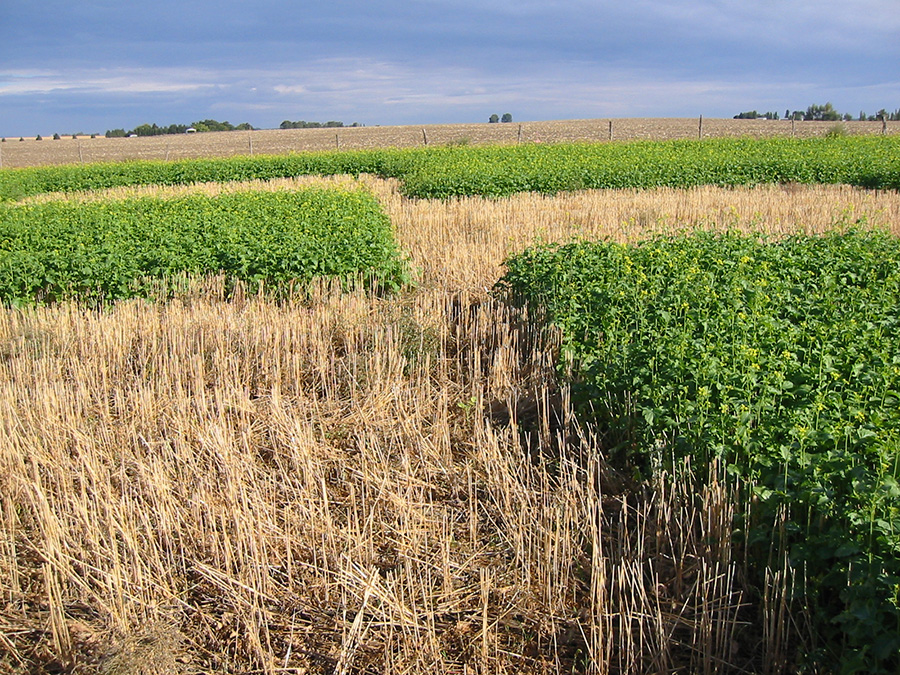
<box><xmin>498</xmin><ymin>227</ymin><xmax>900</xmax><ymax>672</ymax></box>
<box><xmin>401</xmin><ymin>136</ymin><xmax>900</xmax><ymax>197</ymax></box>
<box><xmin>2</xmin><ymin>136</ymin><xmax>898</xmax><ymax>202</ymax></box>
<box><xmin>0</xmin><ymin>150</ymin><xmax>424</xmax><ymax>202</ymax></box>
<box><xmin>0</xmin><ymin>188</ymin><xmax>409</xmax><ymax>305</ymax></box>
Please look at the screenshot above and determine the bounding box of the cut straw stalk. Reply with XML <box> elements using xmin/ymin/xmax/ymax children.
<box><xmin>3</xmin><ymin>180</ymin><xmax>899</xmax><ymax>672</ymax></box>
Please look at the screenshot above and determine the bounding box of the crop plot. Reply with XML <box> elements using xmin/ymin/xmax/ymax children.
<box><xmin>499</xmin><ymin>229</ymin><xmax>900</xmax><ymax>671</ymax></box>
<box><xmin>2</xmin><ymin>136</ymin><xmax>899</xmax><ymax>203</ymax></box>
<box><xmin>0</xmin><ymin>188</ymin><xmax>408</xmax><ymax>305</ymax></box>
<box><xmin>1</xmin><ymin>128</ymin><xmax>900</xmax><ymax>674</ymax></box>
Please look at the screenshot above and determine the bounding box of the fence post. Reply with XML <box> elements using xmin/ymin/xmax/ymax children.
<box><xmin>517</xmin><ymin>124</ymin><xmax>522</xmax><ymax>144</ymax></box>
<box><xmin>78</xmin><ymin>141</ymin><xmax>84</xmax><ymax>164</ymax></box>
<box><xmin>608</xmin><ymin>120</ymin><xmax>613</xmax><ymax>141</ymax></box>
<box><xmin>422</xmin><ymin>128</ymin><xmax>428</xmax><ymax>146</ymax></box>
<box><xmin>249</xmin><ymin>132</ymin><xmax>254</xmax><ymax>155</ymax></box>
<box><xmin>698</xmin><ymin>115</ymin><xmax>703</xmax><ymax>139</ymax></box>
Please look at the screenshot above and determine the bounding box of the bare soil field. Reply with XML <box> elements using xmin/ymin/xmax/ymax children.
<box><xmin>1</xmin><ymin>117</ymin><xmax>897</xmax><ymax>168</ymax></box>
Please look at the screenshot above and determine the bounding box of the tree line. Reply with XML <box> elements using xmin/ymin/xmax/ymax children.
<box><xmin>735</xmin><ymin>103</ymin><xmax>900</xmax><ymax>122</ymax></box>
<box><xmin>279</xmin><ymin>120</ymin><xmax>359</xmax><ymax>129</ymax></box>
<box><xmin>105</xmin><ymin>120</ymin><xmax>255</xmax><ymax>138</ymax></box>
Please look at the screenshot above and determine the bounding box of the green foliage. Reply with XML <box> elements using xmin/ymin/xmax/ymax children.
<box><xmin>488</xmin><ymin>114</ymin><xmax>499</xmax><ymax>123</ymax></box>
<box><xmin>734</xmin><ymin>110</ymin><xmax>779</xmax><ymax>119</ymax></box>
<box><xmin>2</xmin><ymin>136</ymin><xmax>899</xmax><ymax>204</ymax></box>
<box><xmin>501</xmin><ymin>113</ymin><xmax>513</xmax><ymax>123</ymax></box>
<box><xmin>280</xmin><ymin>120</ymin><xmax>347</xmax><ymax>129</ymax></box>
<box><xmin>190</xmin><ymin>119</ymin><xmax>252</xmax><ymax>133</ymax></box>
<box><xmin>497</xmin><ymin>228</ymin><xmax>900</xmax><ymax>672</ymax></box>
<box><xmin>104</xmin><ymin>120</ymin><xmax>254</xmax><ymax>137</ymax></box>
<box><xmin>0</xmin><ymin>189</ymin><xmax>408</xmax><ymax>305</ymax></box>
<box><xmin>0</xmin><ymin>148</ymin><xmax>421</xmax><ymax>202</ymax></box>
<box><xmin>395</xmin><ymin>136</ymin><xmax>900</xmax><ymax>198</ymax></box>
<box><xmin>805</xmin><ymin>102</ymin><xmax>842</xmax><ymax>121</ymax></box>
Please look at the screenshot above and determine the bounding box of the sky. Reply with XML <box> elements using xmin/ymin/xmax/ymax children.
<box><xmin>1</xmin><ymin>0</ymin><xmax>898</xmax><ymax>137</ymax></box>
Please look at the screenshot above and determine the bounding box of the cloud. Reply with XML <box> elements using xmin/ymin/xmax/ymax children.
<box><xmin>1</xmin><ymin>0</ymin><xmax>898</xmax><ymax>135</ymax></box>
<box><xmin>0</xmin><ymin>68</ymin><xmax>217</xmax><ymax>96</ymax></box>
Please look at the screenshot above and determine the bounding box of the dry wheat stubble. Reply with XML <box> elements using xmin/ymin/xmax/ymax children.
<box><xmin>2</xmin><ymin>155</ymin><xmax>900</xmax><ymax>673</ymax></box>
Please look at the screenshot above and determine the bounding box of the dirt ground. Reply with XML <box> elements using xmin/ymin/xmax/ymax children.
<box><xmin>1</xmin><ymin>117</ymin><xmax>896</xmax><ymax>168</ymax></box>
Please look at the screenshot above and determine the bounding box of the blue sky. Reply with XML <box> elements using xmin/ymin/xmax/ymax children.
<box><xmin>1</xmin><ymin>0</ymin><xmax>898</xmax><ymax>136</ymax></box>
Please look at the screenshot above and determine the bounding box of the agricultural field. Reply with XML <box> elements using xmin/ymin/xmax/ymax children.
<box><xmin>3</xmin><ymin>135</ymin><xmax>899</xmax><ymax>203</ymax></box>
<box><xmin>1</xmin><ymin>117</ymin><xmax>897</xmax><ymax>169</ymax></box>
<box><xmin>2</xmin><ymin>125</ymin><xmax>900</xmax><ymax>674</ymax></box>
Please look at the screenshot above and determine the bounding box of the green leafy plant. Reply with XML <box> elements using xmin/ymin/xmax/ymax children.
<box><xmin>3</xmin><ymin>136</ymin><xmax>898</xmax><ymax>203</ymax></box>
<box><xmin>0</xmin><ymin>189</ymin><xmax>409</xmax><ymax>305</ymax></box>
<box><xmin>497</xmin><ymin>227</ymin><xmax>900</xmax><ymax>673</ymax></box>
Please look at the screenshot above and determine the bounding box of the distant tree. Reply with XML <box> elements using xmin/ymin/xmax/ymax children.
<box><xmin>859</xmin><ymin>111</ymin><xmax>867</xmax><ymax>121</ymax></box>
<box><xmin>804</xmin><ymin>102</ymin><xmax>841</xmax><ymax>121</ymax></box>
<box><xmin>734</xmin><ymin>110</ymin><xmax>759</xmax><ymax>119</ymax></box>
<box><xmin>189</xmin><ymin>119</ymin><xmax>240</xmax><ymax>132</ymax></box>
<box><xmin>501</xmin><ymin>113</ymin><xmax>513</xmax><ymax>123</ymax></box>
<box><xmin>489</xmin><ymin>114</ymin><xmax>499</xmax><ymax>123</ymax></box>
<box><xmin>106</xmin><ymin>129</ymin><xmax>127</xmax><ymax>138</ymax></box>
<box><xmin>281</xmin><ymin>120</ymin><xmax>344</xmax><ymax>129</ymax></box>
<box><xmin>35</xmin><ymin>135</ymin><xmax>42</xmax><ymax>141</ymax></box>
<box><xmin>843</xmin><ymin>113</ymin><xmax>853</xmax><ymax>121</ymax></box>
<box><xmin>52</xmin><ymin>133</ymin><xmax>61</xmax><ymax>140</ymax></box>
<box><xmin>132</xmin><ymin>123</ymin><xmax>164</xmax><ymax>137</ymax></box>
<box><xmin>72</xmin><ymin>134</ymin><xmax>78</xmax><ymax>139</ymax></box>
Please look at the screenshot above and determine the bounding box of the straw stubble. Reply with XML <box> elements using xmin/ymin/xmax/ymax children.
<box><xmin>2</xmin><ymin>181</ymin><xmax>899</xmax><ymax>673</ymax></box>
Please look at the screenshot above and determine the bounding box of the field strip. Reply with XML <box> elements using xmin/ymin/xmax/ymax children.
<box><xmin>14</xmin><ymin>174</ymin><xmax>900</xmax><ymax>293</ymax></box>
<box><xmin>17</xmin><ymin>173</ymin><xmax>367</xmax><ymax>203</ymax></box>
<box><xmin>383</xmin><ymin>182</ymin><xmax>900</xmax><ymax>290</ymax></box>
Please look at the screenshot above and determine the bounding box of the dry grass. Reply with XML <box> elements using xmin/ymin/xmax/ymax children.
<box><xmin>1</xmin><ymin>118</ymin><xmax>897</xmax><ymax>168</ymax></box>
<box><xmin>381</xmin><ymin>181</ymin><xmax>900</xmax><ymax>290</ymax></box>
<box><xmin>2</xmin><ymin>175</ymin><xmax>900</xmax><ymax>673</ymax></box>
